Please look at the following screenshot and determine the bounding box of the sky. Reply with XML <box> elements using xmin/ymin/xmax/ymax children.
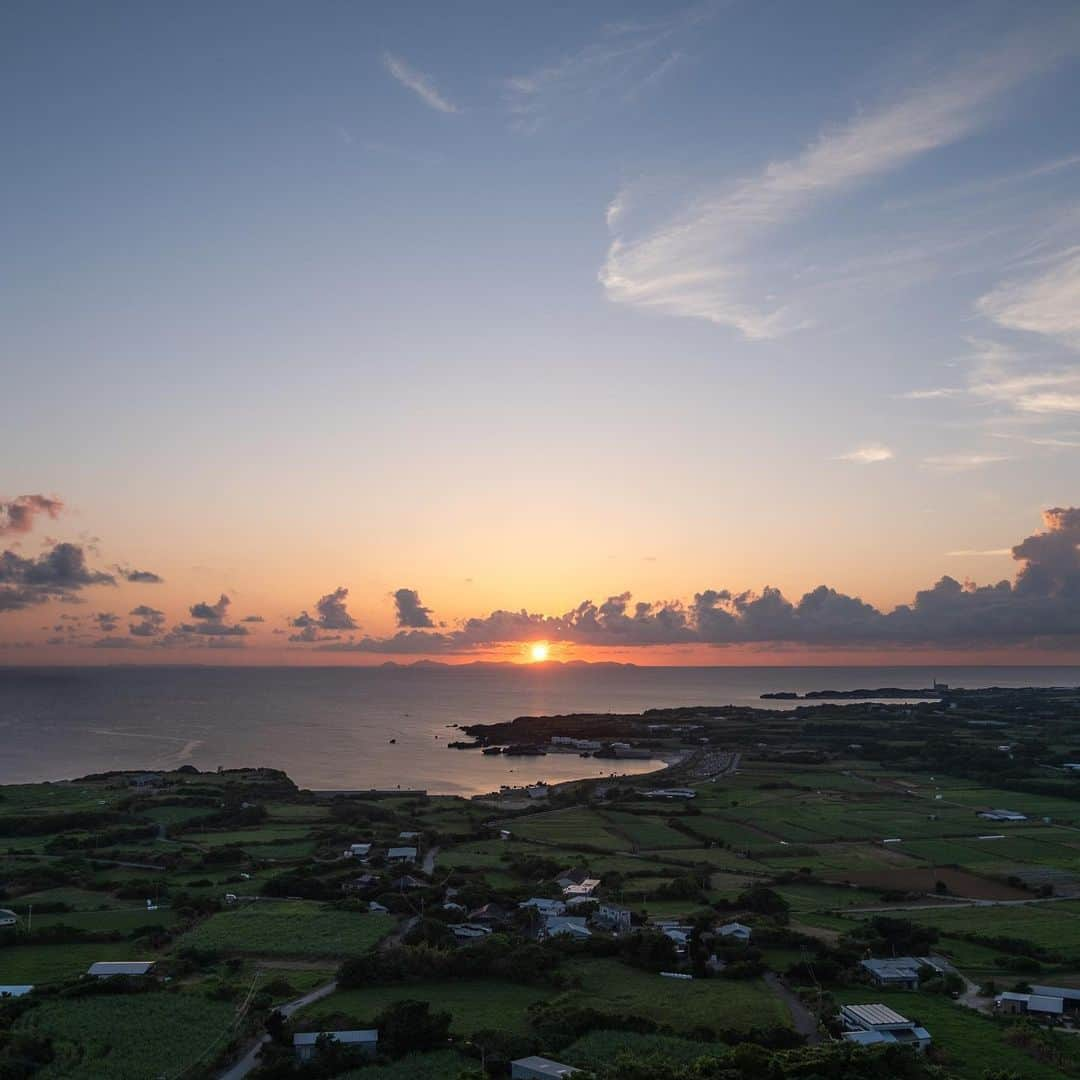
<box><xmin>3</xmin><ymin>0</ymin><xmax>1080</xmax><ymax>665</ymax></box>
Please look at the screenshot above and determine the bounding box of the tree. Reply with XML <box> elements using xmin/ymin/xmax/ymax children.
<box><xmin>376</xmin><ymin>999</ymin><xmax>451</xmax><ymax>1056</ymax></box>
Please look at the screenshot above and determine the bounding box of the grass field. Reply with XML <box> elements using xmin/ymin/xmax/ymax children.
<box><xmin>338</xmin><ymin>1050</ymin><xmax>471</xmax><ymax>1079</ymax></box>
<box><xmin>559</xmin><ymin>958</ymin><xmax>790</xmax><ymax>1034</ymax></box>
<box><xmin>180</xmin><ymin>902</ymin><xmax>394</xmax><ymax>957</ymax></box>
<box><xmin>878</xmin><ymin>902</ymin><xmax>1080</xmax><ymax>953</ymax></box>
<box><xmin>601</xmin><ymin>811</ymin><xmax>700</xmax><ymax>850</ymax></box>
<box><xmin>505</xmin><ymin>807</ymin><xmax>625</xmax><ymax>851</ymax></box>
<box><xmin>304</xmin><ymin>978</ymin><xmax>551</xmax><ymax>1035</ymax></box>
<box><xmin>832</xmin><ymin>988</ymin><xmax>1080</xmax><ymax>1080</ymax></box>
<box><xmin>16</xmin><ymin>991</ymin><xmax>237</xmax><ymax>1080</ymax></box>
<box><xmin>0</xmin><ymin>942</ymin><xmax>143</xmax><ymax>983</ymax></box>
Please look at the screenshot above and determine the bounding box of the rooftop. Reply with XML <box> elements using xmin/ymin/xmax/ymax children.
<box><xmin>511</xmin><ymin>1056</ymin><xmax>579</xmax><ymax>1077</ymax></box>
<box><xmin>842</xmin><ymin>1003</ymin><xmax>912</xmax><ymax>1029</ymax></box>
<box><xmin>293</xmin><ymin>1030</ymin><xmax>378</xmax><ymax>1047</ymax></box>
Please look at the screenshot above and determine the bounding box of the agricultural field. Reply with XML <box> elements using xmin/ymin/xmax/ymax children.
<box><xmin>304</xmin><ymin>979</ymin><xmax>551</xmax><ymax>1036</ymax></box>
<box><xmin>179</xmin><ymin>901</ymin><xmax>395</xmax><ymax>957</ymax></box>
<box><xmin>15</xmin><ymin>991</ymin><xmax>238</xmax><ymax>1079</ymax></box>
<box><xmin>559</xmin><ymin>958</ymin><xmax>791</xmax><ymax>1034</ymax></box>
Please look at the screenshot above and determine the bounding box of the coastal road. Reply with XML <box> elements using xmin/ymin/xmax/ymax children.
<box><xmin>217</xmin><ymin>979</ymin><xmax>338</xmax><ymax>1080</ymax></box>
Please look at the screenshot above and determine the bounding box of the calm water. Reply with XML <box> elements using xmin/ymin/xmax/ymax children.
<box><xmin>1</xmin><ymin>665</ymin><xmax>1078</xmax><ymax>796</ymax></box>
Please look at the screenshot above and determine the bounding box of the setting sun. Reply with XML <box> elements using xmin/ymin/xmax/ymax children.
<box><xmin>530</xmin><ymin>642</ymin><xmax>550</xmax><ymax>663</ymax></box>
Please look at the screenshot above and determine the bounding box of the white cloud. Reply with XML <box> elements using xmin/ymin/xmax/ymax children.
<box><xmin>922</xmin><ymin>453</ymin><xmax>1009</xmax><ymax>471</ymax></box>
<box><xmin>978</xmin><ymin>248</ymin><xmax>1080</xmax><ymax>351</ymax></box>
<box><xmin>600</xmin><ymin>32</ymin><xmax>1076</xmax><ymax>338</ymax></box>
<box><xmin>384</xmin><ymin>52</ymin><xmax>459</xmax><ymax>114</ymax></box>
<box><xmin>837</xmin><ymin>445</ymin><xmax>894</xmax><ymax>464</ymax></box>
<box><xmin>505</xmin><ymin>7</ymin><xmax>710</xmax><ymax>132</ymax></box>
<box><xmin>946</xmin><ymin>548</ymin><xmax>1011</xmax><ymax>556</ymax></box>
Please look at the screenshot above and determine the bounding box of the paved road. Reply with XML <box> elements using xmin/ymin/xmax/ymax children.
<box><xmin>764</xmin><ymin>973</ymin><xmax>820</xmax><ymax>1043</ymax></box>
<box><xmin>217</xmin><ymin>979</ymin><xmax>338</xmax><ymax>1080</ymax></box>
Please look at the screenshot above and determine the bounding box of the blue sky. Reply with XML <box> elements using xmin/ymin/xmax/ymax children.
<box><xmin>3</xmin><ymin>1</ymin><xmax>1080</xmax><ymax>661</ymax></box>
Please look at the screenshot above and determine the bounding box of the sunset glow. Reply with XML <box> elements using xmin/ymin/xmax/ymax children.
<box><xmin>530</xmin><ymin>642</ymin><xmax>550</xmax><ymax>663</ymax></box>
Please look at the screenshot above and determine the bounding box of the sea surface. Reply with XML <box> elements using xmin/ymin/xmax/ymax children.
<box><xmin>1</xmin><ymin>665</ymin><xmax>1078</xmax><ymax>796</ymax></box>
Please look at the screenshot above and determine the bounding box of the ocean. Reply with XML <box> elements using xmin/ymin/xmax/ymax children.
<box><xmin>1</xmin><ymin>665</ymin><xmax>1078</xmax><ymax>796</ymax></box>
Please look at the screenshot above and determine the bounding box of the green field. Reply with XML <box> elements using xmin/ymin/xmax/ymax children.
<box><xmin>505</xmin><ymin>807</ymin><xmax>625</xmax><ymax>851</ymax></box>
<box><xmin>558</xmin><ymin>958</ymin><xmax>790</xmax><ymax>1034</ymax></box>
<box><xmin>564</xmin><ymin>1029</ymin><xmax>728</xmax><ymax>1070</ymax></box>
<box><xmin>0</xmin><ymin>942</ymin><xmax>144</xmax><ymax>984</ymax></box>
<box><xmin>179</xmin><ymin>902</ymin><xmax>394</xmax><ymax>957</ymax></box>
<box><xmin>878</xmin><ymin>902</ymin><xmax>1080</xmax><ymax>954</ymax></box>
<box><xmin>15</xmin><ymin>991</ymin><xmax>237</xmax><ymax>1079</ymax></box>
<box><xmin>304</xmin><ymin>978</ymin><xmax>551</xmax><ymax>1035</ymax></box>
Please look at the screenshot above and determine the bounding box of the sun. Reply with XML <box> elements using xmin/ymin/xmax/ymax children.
<box><xmin>529</xmin><ymin>642</ymin><xmax>550</xmax><ymax>663</ymax></box>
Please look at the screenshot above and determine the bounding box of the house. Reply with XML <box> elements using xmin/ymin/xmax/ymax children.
<box><xmin>840</xmin><ymin>1004</ymin><xmax>931</xmax><ymax>1052</ymax></box>
<box><xmin>345</xmin><ymin>843</ymin><xmax>372</xmax><ymax>858</ymax></box>
<box><xmin>0</xmin><ymin>909</ymin><xmax>17</xmax><ymax>928</ymax></box>
<box><xmin>386</xmin><ymin>846</ymin><xmax>417</xmax><ymax>862</ymax></box>
<box><xmin>562</xmin><ymin>877</ymin><xmax>601</xmax><ymax>898</ymax></box>
<box><xmin>390</xmin><ymin>875</ymin><xmax>427</xmax><ymax>891</ymax></box>
<box><xmin>450</xmin><ymin>923</ymin><xmax>492</xmax><ymax>940</ymax></box>
<box><xmin>527</xmin><ymin>784</ymin><xmax>550</xmax><ymax>799</ymax></box>
<box><xmin>87</xmin><ymin>961</ymin><xmax>156</xmax><ymax>978</ymax></box>
<box><xmin>398</xmin><ymin>831</ymin><xmax>420</xmax><ymax>841</ymax></box>
<box><xmin>293</xmin><ymin>1030</ymin><xmax>378</xmax><ymax>1063</ymax></box>
<box><xmin>977</xmin><ymin>809</ymin><xmax>1028</xmax><ymax>822</ymax></box>
<box><xmin>0</xmin><ymin>986</ymin><xmax>33</xmax><ymax>998</ymax></box>
<box><xmin>129</xmin><ymin>773</ymin><xmax>161</xmax><ymax>789</ymax></box>
<box><xmin>511</xmin><ymin>1056</ymin><xmax>580</xmax><ymax>1079</ymax></box>
<box><xmin>995</xmin><ymin>992</ymin><xmax>1065</xmax><ymax>1017</ymax></box>
<box><xmin>718</xmin><ymin>922</ymin><xmax>752</xmax><ymax>942</ymax></box>
<box><xmin>641</xmin><ymin>788</ymin><xmax>696</xmax><ymax>800</ymax></box>
<box><xmin>343</xmin><ymin>873</ymin><xmax>380</xmax><ymax>893</ymax></box>
<box><xmin>543</xmin><ymin>915</ymin><xmax>591</xmax><ymax>940</ymax></box>
<box><xmin>662</xmin><ymin>927</ymin><xmax>690</xmax><ymax>953</ymax></box>
<box><xmin>859</xmin><ymin>956</ymin><xmax>947</xmax><ymax>990</ymax></box>
<box><xmin>468</xmin><ymin>903</ymin><xmax>512</xmax><ymax>926</ymax></box>
<box><xmin>520</xmin><ymin>897</ymin><xmax>566</xmax><ymax>917</ymax></box>
<box><xmin>368</xmin><ymin>901</ymin><xmax>389</xmax><ymax>913</ymax></box>
<box><xmin>593</xmin><ymin>902</ymin><xmax>632</xmax><ymax>933</ymax></box>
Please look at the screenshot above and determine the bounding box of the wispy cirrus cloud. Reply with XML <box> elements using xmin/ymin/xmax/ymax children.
<box><xmin>383</xmin><ymin>52</ymin><xmax>459</xmax><ymax>114</ymax></box>
<box><xmin>505</xmin><ymin>5</ymin><xmax>711</xmax><ymax>132</ymax></box>
<box><xmin>978</xmin><ymin>248</ymin><xmax>1080</xmax><ymax>352</ymax></box>
<box><xmin>921</xmin><ymin>452</ymin><xmax>1009</xmax><ymax>471</ymax></box>
<box><xmin>600</xmin><ymin>27</ymin><xmax>1078</xmax><ymax>338</ymax></box>
<box><xmin>837</xmin><ymin>445</ymin><xmax>895</xmax><ymax>464</ymax></box>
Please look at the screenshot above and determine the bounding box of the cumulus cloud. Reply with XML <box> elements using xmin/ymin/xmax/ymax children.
<box><xmin>95</xmin><ymin>612</ymin><xmax>120</xmax><ymax>633</ymax></box>
<box><xmin>117</xmin><ymin>567</ymin><xmax>164</xmax><ymax>584</ymax></box>
<box><xmin>129</xmin><ymin>605</ymin><xmax>166</xmax><ymax>637</ymax></box>
<box><xmin>0</xmin><ymin>495</ymin><xmax>63</xmax><ymax>536</ymax></box>
<box><xmin>394</xmin><ymin>588</ymin><xmax>435</xmax><ymax>628</ymax></box>
<box><xmin>163</xmin><ymin>594</ymin><xmax>249</xmax><ymax>641</ymax></box>
<box><xmin>0</xmin><ymin>542</ymin><xmax>115</xmax><ymax>611</ymax></box>
<box><xmin>383</xmin><ymin>52</ymin><xmax>459</xmax><ymax>114</ymax></box>
<box><xmin>289</xmin><ymin>587</ymin><xmax>359</xmax><ymax>643</ymax></box>
<box><xmin>320</xmin><ymin>507</ymin><xmax>1080</xmax><ymax>652</ymax></box>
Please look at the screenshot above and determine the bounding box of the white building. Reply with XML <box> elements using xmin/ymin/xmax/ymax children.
<box><xmin>386</xmin><ymin>846</ymin><xmax>417</xmax><ymax>862</ymax></box>
<box><xmin>293</xmin><ymin>1030</ymin><xmax>377</xmax><ymax>1063</ymax></box>
<box><xmin>977</xmin><ymin>809</ymin><xmax>1028</xmax><ymax>822</ymax></box>
<box><xmin>562</xmin><ymin>878</ymin><xmax>601</xmax><ymax>899</ymax></box>
<box><xmin>511</xmin><ymin>1056</ymin><xmax>579</xmax><ymax>1079</ymax></box>
<box><xmin>345</xmin><ymin>843</ymin><xmax>372</xmax><ymax>858</ymax></box>
<box><xmin>87</xmin><ymin>961</ymin><xmax>156</xmax><ymax>978</ymax></box>
<box><xmin>840</xmin><ymin>1004</ymin><xmax>931</xmax><ymax>1052</ymax></box>
<box><xmin>0</xmin><ymin>909</ymin><xmax>17</xmax><ymax>929</ymax></box>
<box><xmin>593</xmin><ymin>903</ymin><xmax>632</xmax><ymax>933</ymax></box>
<box><xmin>718</xmin><ymin>922</ymin><xmax>752</xmax><ymax>942</ymax></box>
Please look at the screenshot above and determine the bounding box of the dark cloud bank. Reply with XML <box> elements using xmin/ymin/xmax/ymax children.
<box><xmin>309</xmin><ymin>507</ymin><xmax>1080</xmax><ymax>653</ymax></box>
